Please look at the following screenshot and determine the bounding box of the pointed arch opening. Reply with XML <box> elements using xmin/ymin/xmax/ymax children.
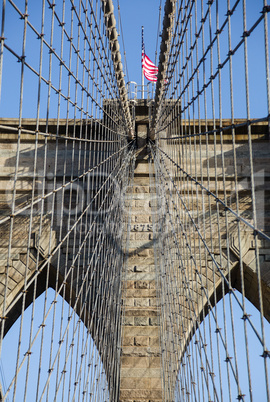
<box><xmin>0</xmin><ymin>288</ymin><xmax>110</xmax><ymax>401</ymax></box>
<box><xmin>174</xmin><ymin>290</ymin><xmax>270</xmax><ymax>401</ymax></box>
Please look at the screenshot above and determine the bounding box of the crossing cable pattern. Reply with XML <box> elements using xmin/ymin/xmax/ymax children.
<box><xmin>0</xmin><ymin>0</ymin><xmax>134</xmax><ymax>400</ymax></box>
<box><xmin>0</xmin><ymin>0</ymin><xmax>270</xmax><ymax>401</ymax></box>
<box><xmin>151</xmin><ymin>0</ymin><xmax>270</xmax><ymax>400</ymax></box>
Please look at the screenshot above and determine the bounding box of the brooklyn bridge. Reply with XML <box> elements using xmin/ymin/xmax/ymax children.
<box><xmin>0</xmin><ymin>0</ymin><xmax>269</xmax><ymax>401</ymax></box>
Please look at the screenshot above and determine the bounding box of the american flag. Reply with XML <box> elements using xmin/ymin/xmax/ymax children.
<box><xmin>142</xmin><ymin>27</ymin><xmax>158</xmax><ymax>82</ymax></box>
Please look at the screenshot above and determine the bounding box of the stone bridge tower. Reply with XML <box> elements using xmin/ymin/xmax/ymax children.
<box><xmin>0</xmin><ymin>0</ymin><xmax>270</xmax><ymax>401</ymax></box>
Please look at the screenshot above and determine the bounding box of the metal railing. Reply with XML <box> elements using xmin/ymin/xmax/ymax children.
<box><xmin>126</xmin><ymin>81</ymin><xmax>156</xmax><ymax>100</ymax></box>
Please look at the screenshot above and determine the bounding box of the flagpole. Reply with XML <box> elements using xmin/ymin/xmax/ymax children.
<box><xmin>142</xmin><ymin>26</ymin><xmax>144</xmax><ymax>99</ymax></box>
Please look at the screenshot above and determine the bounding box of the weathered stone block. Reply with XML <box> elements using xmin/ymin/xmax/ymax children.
<box><xmin>123</xmin><ymin>336</ymin><xmax>134</xmax><ymax>346</ymax></box>
<box><xmin>149</xmin><ymin>357</ymin><xmax>162</xmax><ymax>368</ymax></box>
<box><xmin>125</xmin><ymin>281</ymin><xmax>135</xmax><ymax>289</ymax></box>
<box><xmin>134</xmin><ymin>215</ymin><xmax>152</xmax><ymax>223</ymax></box>
<box><xmin>120</xmin><ymin>389</ymin><xmax>163</xmax><ymax>399</ymax></box>
<box><xmin>135</xmin><ymin>281</ymin><xmax>149</xmax><ymax>289</ymax></box>
<box><xmin>149</xmin><ymin>298</ymin><xmax>159</xmax><ymax>307</ymax></box>
<box><xmin>149</xmin><ymin>317</ymin><xmax>159</xmax><ymax>326</ymax></box>
<box><xmin>121</xmin><ymin>356</ymin><xmax>150</xmax><ymax>368</ymax></box>
<box><xmin>134</xmin><ymin>336</ymin><xmax>149</xmax><ymax>346</ymax></box>
<box><xmin>124</xmin><ymin>316</ymin><xmax>134</xmax><ymax>326</ymax></box>
<box><xmin>127</xmin><ymin>272</ymin><xmax>155</xmax><ymax>281</ymax></box>
<box><xmin>134</xmin><ymin>185</ymin><xmax>149</xmax><ymax>193</ymax></box>
<box><xmin>135</xmin><ymin>200</ymin><xmax>151</xmax><ymax>208</ymax></box>
<box><xmin>134</xmin><ymin>298</ymin><xmax>149</xmax><ymax>307</ymax></box>
<box><xmin>149</xmin><ymin>337</ymin><xmax>160</xmax><ymax>347</ymax></box>
<box><xmin>126</xmin><ymin>289</ymin><xmax>157</xmax><ymax>298</ymax></box>
<box><xmin>135</xmin><ymin>232</ymin><xmax>152</xmax><ymax>240</ymax></box>
<box><xmin>134</xmin><ymin>317</ymin><xmax>149</xmax><ymax>326</ymax></box>
<box><xmin>120</xmin><ymin>368</ymin><xmax>162</xmax><ymax>378</ymax></box>
<box><xmin>148</xmin><ymin>249</ymin><xmax>155</xmax><ymax>257</ymax></box>
<box><xmin>120</xmin><ymin>376</ymin><xmax>151</xmax><ymax>389</ymax></box>
<box><xmin>124</xmin><ymin>298</ymin><xmax>134</xmax><ymax>307</ymax></box>
<box><xmin>125</xmin><ymin>308</ymin><xmax>157</xmax><ymax>317</ymax></box>
<box><xmin>129</xmin><ymin>232</ymin><xmax>136</xmax><ymax>241</ymax></box>
<box><xmin>148</xmin><ymin>280</ymin><xmax>156</xmax><ymax>289</ymax></box>
<box><xmin>133</xmin><ymin>176</ymin><xmax>150</xmax><ymax>185</ymax></box>
<box><xmin>121</xmin><ymin>346</ymin><xmax>161</xmax><ymax>357</ymax></box>
<box><xmin>150</xmin><ymin>377</ymin><xmax>163</xmax><ymax>388</ymax></box>
<box><xmin>123</xmin><ymin>326</ymin><xmax>159</xmax><ymax>337</ymax></box>
<box><xmin>137</xmin><ymin>249</ymin><xmax>151</xmax><ymax>257</ymax></box>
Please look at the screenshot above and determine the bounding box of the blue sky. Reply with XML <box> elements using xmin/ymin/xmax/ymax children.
<box><xmin>116</xmin><ymin>0</ymin><xmax>165</xmax><ymax>86</ymax></box>
<box><xmin>0</xmin><ymin>0</ymin><xmax>269</xmax><ymax>118</ymax></box>
<box><xmin>116</xmin><ymin>0</ymin><xmax>270</xmax><ymax>119</ymax></box>
<box><xmin>0</xmin><ymin>0</ymin><xmax>165</xmax><ymax>119</ymax></box>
